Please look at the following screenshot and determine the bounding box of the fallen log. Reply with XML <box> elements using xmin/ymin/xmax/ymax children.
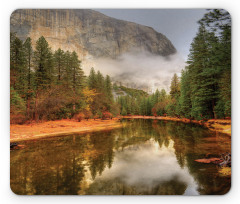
<box><xmin>195</xmin><ymin>158</ymin><xmax>223</xmax><ymax>164</ymax></box>
<box><xmin>195</xmin><ymin>152</ymin><xmax>231</xmax><ymax>167</ymax></box>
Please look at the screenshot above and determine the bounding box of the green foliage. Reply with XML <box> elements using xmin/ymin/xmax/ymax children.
<box><xmin>54</xmin><ymin>48</ymin><xmax>65</xmax><ymax>83</ymax></box>
<box><xmin>121</xmin><ymin>107</ymin><xmax>127</xmax><ymax>116</ymax></box>
<box><xmin>166</xmin><ymin>99</ymin><xmax>177</xmax><ymax>117</ymax></box>
<box><xmin>178</xmin><ymin>69</ymin><xmax>192</xmax><ymax>118</ymax></box>
<box><xmin>10</xmin><ymin>33</ymin><xmax>28</xmax><ymax>96</ymax></box>
<box><xmin>215</xmin><ymin>99</ymin><xmax>226</xmax><ymax>119</ymax></box>
<box><xmin>10</xmin><ymin>9</ymin><xmax>231</xmax><ymax>123</ymax></box>
<box><xmin>10</xmin><ymin>87</ymin><xmax>26</xmax><ymax>123</ymax></box>
<box><xmin>87</xmin><ymin>68</ymin><xmax>115</xmax><ymax>115</ymax></box>
<box><xmin>34</xmin><ymin>36</ymin><xmax>54</xmax><ymax>90</ymax></box>
<box><xmin>177</xmin><ymin>9</ymin><xmax>231</xmax><ymax>120</ymax></box>
<box><xmin>170</xmin><ymin>73</ymin><xmax>180</xmax><ymax>99</ymax></box>
<box><xmin>10</xmin><ymin>87</ymin><xmax>26</xmax><ymax>112</ymax></box>
<box><xmin>10</xmin><ymin>35</ymin><xmax>116</xmax><ymax>123</ymax></box>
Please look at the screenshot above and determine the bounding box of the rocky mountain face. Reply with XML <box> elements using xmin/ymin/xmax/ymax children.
<box><xmin>10</xmin><ymin>9</ymin><xmax>176</xmax><ymax>61</ymax></box>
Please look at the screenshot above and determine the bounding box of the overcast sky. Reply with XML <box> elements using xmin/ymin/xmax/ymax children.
<box><xmin>95</xmin><ymin>9</ymin><xmax>207</xmax><ymax>60</ymax></box>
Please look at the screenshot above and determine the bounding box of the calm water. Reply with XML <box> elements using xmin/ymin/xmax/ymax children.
<box><xmin>10</xmin><ymin>119</ymin><xmax>231</xmax><ymax>195</ymax></box>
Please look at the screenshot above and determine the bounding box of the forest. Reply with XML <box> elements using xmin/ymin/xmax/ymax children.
<box><xmin>10</xmin><ymin>33</ymin><xmax>120</xmax><ymax>123</ymax></box>
<box><xmin>117</xmin><ymin>9</ymin><xmax>231</xmax><ymax>120</ymax></box>
<box><xmin>10</xmin><ymin>9</ymin><xmax>231</xmax><ymax>124</ymax></box>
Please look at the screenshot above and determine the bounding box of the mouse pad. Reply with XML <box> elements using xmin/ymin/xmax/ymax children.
<box><xmin>10</xmin><ymin>9</ymin><xmax>231</xmax><ymax>195</ymax></box>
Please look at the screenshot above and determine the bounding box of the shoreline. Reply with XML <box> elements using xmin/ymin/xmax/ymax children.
<box><xmin>122</xmin><ymin>115</ymin><xmax>231</xmax><ymax>136</ymax></box>
<box><xmin>10</xmin><ymin>118</ymin><xmax>122</xmax><ymax>142</ymax></box>
<box><xmin>10</xmin><ymin>116</ymin><xmax>231</xmax><ymax>143</ymax></box>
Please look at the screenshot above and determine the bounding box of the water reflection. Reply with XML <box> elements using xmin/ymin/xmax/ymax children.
<box><xmin>10</xmin><ymin>119</ymin><xmax>231</xmax><ymax>195</ymax></box>
<box><xmin>87</xmin><ymin>139</ymin><xmax>199</xmax><ymax>195</ymax></box>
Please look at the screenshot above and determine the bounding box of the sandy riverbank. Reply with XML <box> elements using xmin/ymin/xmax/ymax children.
<box><xmin>10</xmin><ymin>118</ymin><xmax>122</xmax><ymax>142</ymax></box>
<box><xmin>122</xmin><ymin>115</ymin><xmax>231</xmax><ymax>136</ymax></box>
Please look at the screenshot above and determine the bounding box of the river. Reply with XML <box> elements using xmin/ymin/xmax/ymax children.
<box><xmin>10</xmin><ymin>119</ymin><xmax>231</xmax><ymax>195</ymax></box>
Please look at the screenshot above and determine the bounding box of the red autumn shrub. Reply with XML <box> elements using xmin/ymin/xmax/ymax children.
<box><xmin>102</xmin><ymin>111</ymin><xmax>113</xmax><ymax>120</ymax></box>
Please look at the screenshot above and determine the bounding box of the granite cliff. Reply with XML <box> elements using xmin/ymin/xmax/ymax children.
<box><xmin>10</xmin><ymin>9</ymin><xmax>176</xmax><ymax>61</ymax></box>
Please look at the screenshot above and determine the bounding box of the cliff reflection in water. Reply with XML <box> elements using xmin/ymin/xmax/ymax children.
<box><xmin>10</xmin><ymin>119</ymin><xmax>231</xmax><ymax>195</ymax></box>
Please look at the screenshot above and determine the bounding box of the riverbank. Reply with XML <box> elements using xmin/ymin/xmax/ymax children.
<box><xmin>10</xmin><ymin>118</ymin><xmax>122</xmax><ymax>142</ymax></box>
<box><xmin>10</xmin><ymin>116</ymin><xmax>231</xmax><ymax>142</ymax></box>
<box><xmin>122</xmin><ymin>116</ymin><xmax>231</xmax><ymax>136</ymax></box>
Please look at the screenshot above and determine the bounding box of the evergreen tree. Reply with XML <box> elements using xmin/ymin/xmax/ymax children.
<box><xmin>159</xmin><ymin>89</ymin><xmax>167</xmax><ymax>102</ymax></box>
<box><xmin>34</xmin><ymin>36</ymin><xmax>53</xmax><ymax>90</ymax></box>
<box><xmin>199</xmin><ymin>9</ymin><xmax>231</xmax><ymax>117</ymax></box>
<box><xmin>54</xmin><ymin>48</ymin><xmax>65</xmax><ymax>83</ymax></box>
<box><xmin>105</xmin><ymin>75</ymin><xmax>113</xmax><ymax>102</ymax></box>
<box><xmin>71</xmin><ymin>51</ymin><xmax>84</xmax><ymax>93</ymax></box>
<box><xmin>168</xmin><ymin>74</ymin><xmax>180</xmax><ymax>116</ymax></box>
<box><xmin>178</xmin><ymin>69</ymin><xmax>192</xmax><ymax>118</ymax></box>
<box><xmin>23</xmin><ymin>37</ymin><xmax>34</xmax><ymax>117</ymax></box>
<box><xmin>63</xmin><ymin>51</ymin><xmax>72</xmax><ymax>88</ymax></box>
<box><xmin>33</xmin><ymin>36</ymin><xmax>53</xmax><ymax>120</ymax></box>
<box><xmin>88</xmin><ymin>67</ymin><xmax>97</xmax><ymax>90</ymax></box>
<box><xmin>69</xmin><ymin>51</ymin><xmax>85</xmax><ymax>112</ymax></box>
<box><xmin>170</xmin><ymin>73</ymin><xmax>180</xmax><ymax>99</ymax></box>
<box><xmin>187</xmin><ymin>25</ymin><xmax>219</xmax><ymax>119</ymax></box>
<box><xmin>10</xmin><ymin>33</ymin><xmax>27</xmax><ymax>95</ymax></box>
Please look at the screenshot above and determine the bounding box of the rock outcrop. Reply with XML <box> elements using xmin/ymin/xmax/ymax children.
<box><xmin>10</xmin><ymin>9</ymin><xmax>176</xmax><ymax>61</ymax></box>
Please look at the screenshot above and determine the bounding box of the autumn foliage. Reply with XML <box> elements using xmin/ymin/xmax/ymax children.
<box><xmin>10</xmin><ymin>34</ymin><xmax>118</xmax><ymax>124</ymax></box>
<box><xmin>102</xmin><ymin>111</ymin><xmax>113</xmax><ymax>120</ymax></box>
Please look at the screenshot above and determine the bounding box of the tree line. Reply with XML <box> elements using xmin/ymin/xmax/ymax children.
<box><xmin>10</xmin><ymin>34</ymin><xmax>118</xmax><ymax>123</ymax></box>
<box><xmin>117</xmin><ymin>9</ymin><xmax>231</xmax><ymax>120</ymax></box>
<box><xmin>10</xmin><ymin>10</ymin><xmax>231</xmax><ymax>123</ymax></box>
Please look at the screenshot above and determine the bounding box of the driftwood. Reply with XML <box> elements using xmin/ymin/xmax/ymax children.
<box><xmin>195</xmin><ymin>158</ymin><xmax>222</xmax><ymax>164</ymax></box>
<box><xmin>10</xmin><ymin>142</ymin><xmax>25</xmax><ymax>150</ymax></box>
<box><xmin>219</xmin><ymin>152</ymin><xmax>231</xmax><ymax>167</ymax></box>
<box><xmin>195</xmin><ymin>152</ymin><xmax>231</xmax><ymax>167</ymax></box>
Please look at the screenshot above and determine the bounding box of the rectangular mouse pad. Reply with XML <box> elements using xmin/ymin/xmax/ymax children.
<box><xmin>10</xmin><ymin>9</ymin><xmax>231</xmax><ymax>195</ymax></box>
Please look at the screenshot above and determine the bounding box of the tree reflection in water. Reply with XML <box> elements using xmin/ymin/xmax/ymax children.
<box><xmin>10</xmin><ymin>119</ymin><xmax>231</xmax><ymax>195</ymax></box>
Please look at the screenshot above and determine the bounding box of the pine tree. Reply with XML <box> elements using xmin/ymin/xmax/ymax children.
<box><xmin>23</xmin><ymin>37</ymin><xmax>34</xmax><ymax>117</ymax></box>
<box><xmin>159</xmin><ymin>89</ymin><xmax>167</xmax><ymax>102</ymax></box>
<box><xmin>199</xmin><ymin>9</ymin><xmax>231</xmax><ymax>117</ymax></box>
<box><xmin>187</xmin><ymin>25</ymin><xmax>220</xmax><ymax>119</ymax></box>
<box><xmin>88</xmin><ymin>67</ymin><xmax>97</xmax><ymax>90</ymax></box>
<box><xmin>71</xmin><ymin>51</ymin><xmax>84</xmax><ymax>93</ymax></box>
<box><xmin>33</xmin><ymin>36</ymin><xmax>53</xmax><ymax>120</ymax></box>
<box><xmin>105</xmin><ymin>75</ymin><xmax>113</xmax><ymax>103</ymax></box>
<box><xmin>168</xmin><ymin>73</ymin><xmax>180</xmax><ymax>116</ymax></box>
<box><xmin>63</xmin><ymin>50</ymin><xmax>72</xmax><ymax>88</ymax></box>
<box><xmin>179</xmin><ymin>69</ymin><xmax>192</xmax><ymax>118</ymax></box>
<box><xmin>34</xmin><ymin>36</ymin><xmax>53</xmax><ymax>90</ymax></box>
<box><xmin>170</xmin><ymin>73</ymin><xmax>180</xmax><ymax>99</ymax></box>
<box><xmin>10</xmin><ymin>33</ymin><xmax>27</xmax><ymax>96</ymax></box>
<box><xmin>96</xmin><ymin>71</ymin><xmax>105</xmax><ymax>92</ymax></box>
<box><xmin>68</xmin><ymin>51</ymin><xmax>85</xmax><ymax>112</ymax></box>
<box><xmin>54</xmin><ymin>48</ymin><xmax>65</xmax><ymax>83</ymax></box>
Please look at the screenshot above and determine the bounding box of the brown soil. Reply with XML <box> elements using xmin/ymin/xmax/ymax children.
<box><xmin>10</xmin><ymin>118</ymin><xmax>122</xmax><ymax>142</ymax></box>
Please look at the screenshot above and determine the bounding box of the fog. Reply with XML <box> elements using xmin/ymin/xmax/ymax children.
<box><xmin>84</xmin><ymin>51</ymin><xmax>186</xmax><ymax>93</ymax></box>
<box><xmin>91</xmin><ymin>139</ymin><xmax>199</xmax><ymax>195</ymax></box>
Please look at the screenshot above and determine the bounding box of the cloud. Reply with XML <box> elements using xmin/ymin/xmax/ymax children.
<box><xmin>83</xmin><ymin>50</ymin><xmax>186</xmax><ymax>93</ymax></box>
<box><xmin>90</xmin><ymin>139</ymin><xmax>199</xmax><ymax>195</ymax></box>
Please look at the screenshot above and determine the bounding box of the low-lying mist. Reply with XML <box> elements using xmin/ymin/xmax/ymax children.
<box><xmin>83</xmin><ymin>51</ymin><xmax>186</xmax><ymax>93</ymax></box>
